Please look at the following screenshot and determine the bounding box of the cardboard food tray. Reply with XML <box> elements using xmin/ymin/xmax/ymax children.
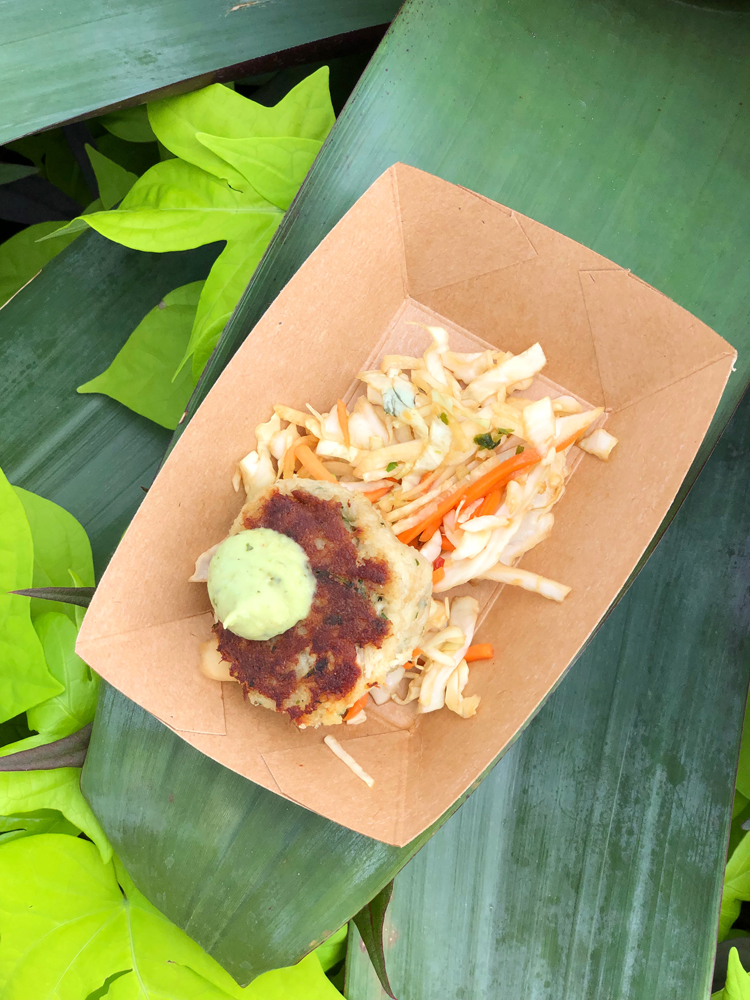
<box><xmin>77</xmin><ymin>163</ymin><xmax>736</xmax><ymax>846</ymax></box>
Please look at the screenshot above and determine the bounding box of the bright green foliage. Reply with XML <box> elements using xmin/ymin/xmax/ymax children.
<box><xmin>86</xmin><ymin>146</ymin><xmax>138</xmax><ymax>209</ymax></box>
<box><xmin>81</xmin><ymin>158</ymin><xmax>283</xmax><ymax>250</ymax></box>
<box><xmin>313</xmin><ymin>925</ymin><xmax>348</xmax><ymax>973</ymax></box>
<box><xmin>12</xmin><ymin>485</ymin><xmax>95</xmax><ymax>622</ymax></box>
<box><xmin>714</xmin><ymin>948</ymin><xmax>750</xmax><ymax>1000</ymax></box>
<box><xmin>147</xmin><ymin>73</ymin><xmax>333</xmax><ymax>186</ymax></box>
<box><xmin>0</xmin><ymin>612</ymin><xmax>98</xmax><ymax>757</ymax></box>
<box><xmin>0</xmin><ymin>221</ymin><xmax>79</xmax><ymax>307</ymax></box>
<box><xmin>0</xmin><ymin>809</ymin><xmax>79</xmax><ymax>845</ymax></box>
<box><xmin>0</xmin><ymin>471</ymin><xmax>63</xmax><ymax>724</ymax></box>
<box><xmin>185</xmin><ymin>230</ymin><xmax>280</xmax><ymax>379</ymax></box>
<box><xmin>721</xmin><ymin>833</ymin><xmax>750</xmax><ymax>941</ymax></box>
<box><xmin>28</xmin><ymin>613</ymin><xmax>99</xmax><ymax>739</ymax></box>
<box><xmin>43</xmin><ymin>69</ymin><xmax>332</xmax><ymax>391</ymax></box>
<box><xmin>195</xmin><ymin>134</ymin><xmax>322</xmax><ymax>210</ymax></box>
<box><xmin>0</xmin><ymin>835</ymin><xmax>342</xmax><ymax>1000</ymax></box>
<box><xmin>78</xmin><ymin>281</ymin><xmax>205</xmax><ymax>429</ymax></box>
<box><xmin>0</xmin><ymin>771</ymin><xmax>110</xmax><ymax>862</ymax></box>
<box><xmin>100</xmin><ymin>105</ymin><xmax>157</xmax><ymax>144</ymax></box>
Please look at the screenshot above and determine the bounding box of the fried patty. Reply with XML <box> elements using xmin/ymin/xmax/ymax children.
<box><xmin>214</xmin><ymin>480</ymin><xmax>432</xmax><ymax>727</ymax></box>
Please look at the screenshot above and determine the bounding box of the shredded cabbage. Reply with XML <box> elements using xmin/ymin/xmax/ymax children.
<box><xmin>223</xmin><ymin>326</ymin><xmax>619</xmax><ymax>723</ymax></box>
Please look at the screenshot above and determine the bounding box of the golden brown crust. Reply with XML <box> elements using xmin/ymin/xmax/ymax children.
<box><xmin>215</xmin><ymin>479</ymin><xmax>432</xmax><ymax>727</ymax></box>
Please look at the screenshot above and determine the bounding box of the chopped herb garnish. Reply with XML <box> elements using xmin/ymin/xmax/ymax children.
<box><xmin>473</xmin><ymin>428</ymin><xmax>513</xmax><ymax>450</ymax></box>
<box><xmin>386</xmin><ymin>461</ymin><xmax>398</xmax><ymax>472</ymax></box>
<box><xmin>516</xmin><ymin>445</ymin><xmax>525</xmax><ymax>455</ymax></box>
<box><xmin>440</xmin><ymin>412</ymin><xmax>449</xmax><ymax>425</ymax></box>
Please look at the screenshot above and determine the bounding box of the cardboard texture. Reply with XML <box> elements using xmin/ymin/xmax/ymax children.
<box><xmin>77</xmin><ymin>164</ymin><xmax>736</xmax><ymax>846</ymax></box>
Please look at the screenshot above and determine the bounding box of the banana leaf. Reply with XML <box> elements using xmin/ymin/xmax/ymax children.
<box><xmin>346</xmin><ymin>387</ymin><xmax>750</xmax><ymax>999</ymax></box>
<box><xmin>2</xmin><ymin>0</ymin><xmax>399</xmax><ymax>145</ymax></box>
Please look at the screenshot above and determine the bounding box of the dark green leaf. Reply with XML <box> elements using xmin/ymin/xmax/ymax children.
<box><xmin>77</xmin><ymin>282</ymin><xmax>204</xmax><ymax>429</ymax></box>
<box><xmin>352</xmin><ymin>881</ymin><xmax>396</xmax><ymax>999</ymax></box>
<box><xmin>0</xmin><ymin>724</ymin><xmax>92</xmax><ymax>770</ymax></box>
<box><xmin>99</xmin><ymin>105</ymin><xmax>157</xmax><ymax>144</ymax></box>
<box><xmin>6</xmin><ymin>129</ymin><xmax>91</xmax><ymax>205</ymax></box>
<box><xmin>0</xmin><ymin>714</ymin><xmax>35</xmax><ymax>750</ymax></box>
<box><xmin>10</xmin><ymin>586</ymin><xmax>95</xmax><ymax>609</ymax></box>
<box><xmin>0</xmin><ymin>6</ymin><xmax>398</xmax><ymax>146</ymax></box>
<box><xmin>0</xmin><ymin>163</ymin><xmax>38</xmax><ymax>184</ymax></box>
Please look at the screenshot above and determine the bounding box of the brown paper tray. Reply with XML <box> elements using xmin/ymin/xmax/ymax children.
<box><xmin>77</xmin><ymin>164</ymin><xmax>735</xmax><ymax>845</ymax></box>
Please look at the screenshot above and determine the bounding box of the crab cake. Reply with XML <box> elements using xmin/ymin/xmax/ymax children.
<box><xmin>212</xmin><ymin>479</ymin><xmax>432</xmax><ymax>727</ymax></box>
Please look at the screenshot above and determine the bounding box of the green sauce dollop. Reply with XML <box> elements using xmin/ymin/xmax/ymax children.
<box><xmin>207</xmin><ymin>528</ymin><xmax>316</xmax><ymax>641</ymax></box>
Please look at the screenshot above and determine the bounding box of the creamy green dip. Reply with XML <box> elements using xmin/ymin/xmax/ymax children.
<box><xmin>207</xmin><ymin>528</ymin><xmax>316</xmax><ymax>641</ymax></box>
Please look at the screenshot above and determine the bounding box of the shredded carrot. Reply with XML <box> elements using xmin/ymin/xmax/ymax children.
<box><xmin>343</xmin><ymin>692</ymin><xmax>369</xmax><ymax>721</ymax></box>
<box><xmin>398</xmin><ymin>484</ymin><xmax>468</xmax><ymax>544</ymax></box>
<box><xmin>477</xmin><ymin>490</ymin><xmax>502</xmax><ymax>517</ymax></box>
<box><xmin>440</xmin><ymin>533</ymin><xmax>456</xmax><ymax>552</ymax></box>
<box><xmin>399</xmin><ymin>429</ymin><xmax>588</xmax><ymax>545</ymax></box>
<box><xmin>413</xmin><ymin>648</ymin><xmax>424</xmax><ymax>657</ymax></box>
<box><xmin>464</xmin><ymin>643</ymin><xmax>494</xmax><ymax>662</ymax></box>
<box><xmin>432</xmin><ymin>567</ymin><xmax>445</xmax><ymax>585</ymax></box>
<box><xmin>337</xmin><ymin>399</ymin><xmax>350</xmax><ymax>448</ymax></box>
<box><xmin>282</xmin><ymin>434</ymin><xmax>317</xmax><ymax>479</ymax></box>
<box><xmin>282</xmin><ymin>447</ymin><xmax>296</xmax><ymax>479</ymax></box>
<box><xmin>295</xmin><ymin>444</ymin><xmax>337</xmax><ymax>483</ymax></box>
<box><xmin>365</xmin><ymin>486</ymin><xmax>391</xmax><ymax>503</ymax></box>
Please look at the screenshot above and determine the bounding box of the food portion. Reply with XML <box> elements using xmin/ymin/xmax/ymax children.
<box><xmin>200</xmin><ymin>479</ymin><xmax>431</xmax><ymax>728</ymax></box>
<box><xmin>192</xmin><ymin>327</ymin><xmax>618</xmax><ymax>730</ymax></box>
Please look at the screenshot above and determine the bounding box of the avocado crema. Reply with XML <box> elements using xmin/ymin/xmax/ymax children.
<box><xmin>207</xmin><ymin>528</ymin><xmax>316</xmax><ymax>641</ymax></box>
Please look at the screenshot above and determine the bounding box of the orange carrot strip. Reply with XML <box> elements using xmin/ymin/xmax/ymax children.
<box><xmin>464</xmin><ymin>643</ymin><xmax>494</xmax><ymax>662</ymax></box>
<box><xmin>400</xmin><ymin>431</ymin><xmax>584</xmax><ymax>545</ymax></box>
<box><xmin>337</xmin><ymin>399</ymin><xmax>350</xmax><ymax>448</ymax></box>
<box><xmin>398</xmin><ymin>485</ymin><xmax>469</xmax><ymax>544</ymax></box>
<box><xmin>282</xmin><ymin>447</ymin><xmax>296</xmax><ymax>479</ymax></box>
<box><xmin>365</xmin><ymin>486</ymin><xmax>391</xmax><ymax>502</ymax></box>
<box><xmin>344</xmin><ymin>693</ymin><xmax>369</xmax><ymax>721</ymax></box>
<box><xmin>295</xmin><ymin>444</ymin><xmax>337</xmax><ymax>483</ymax></box>
<box><xmin>413</xmin><ymin>648</ymin><xmax>424</xmax><ymax>657</ymax></box>
<box><xmin>432</xmin><ymin>567</ymin><xmax>445</xmax><ymax>585</ymax></box>
<box><xmin>477</xmin><ymin>490</ymin><xmax>502</xmax><ymax>517</ymax></box>
<box><xmin>440</xmin><ymin>533</ymin><xmax>456</xmax><ymax>552</ymax></box>
<box><xmin>463</xmin><ymin>450</ymin><xmax>541</xmax><ymax>506</ymax></box>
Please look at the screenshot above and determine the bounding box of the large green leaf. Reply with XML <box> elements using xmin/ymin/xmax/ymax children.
<box><xmin>0</xmin><ymin>769</ymin><xmax>110</xmax><ymax>862</ymax></box>
<box><xmin>0</xmin><ymin>835</ymin><xmax>341</xmax><ymax>1000</ymax></box>
<box><xmin>149</xmin><ymin>70</ymin><xmax>333</xmax><ymax>186</ymax></box>
<box><xmin>12</xmin><ymin>485</ymin><xmax>95</xmax><ymax>621</ymax></box>
<box><xmin>83</xmin><ymin>686</ymin><xmax>490</xmax><ymax>981</ymax></box>
<box><xmin>0</xmin><ymin>470</ymin><xmax>63</xmax><ymax>723</ymax></box>
<box><xmin>78</xmin><ymin>282</ymin><xmax>205</xmax><ymax>430</ymax></box>
<box><xmin>0</xmin><ymin>1</ymin><xmax>398</xmax><ymax>145</ymax></box>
